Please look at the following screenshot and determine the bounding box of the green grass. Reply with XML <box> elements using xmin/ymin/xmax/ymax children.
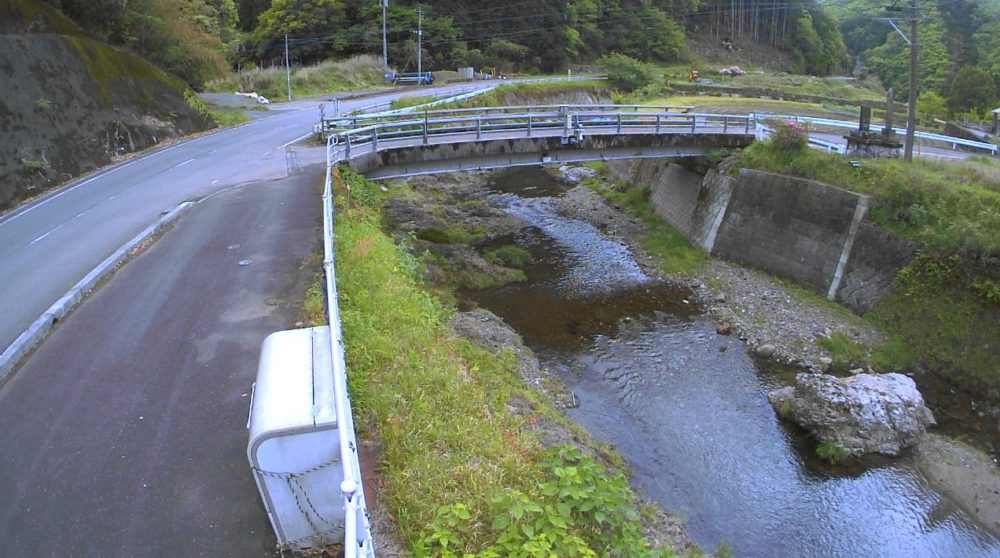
<box><xmin>205</xmin><ymin>55</ymin><xmax>384</xmax><ymax>101</ymax></box>
<box><xmin>584</xmin><ymin>177</ymin><xmax>707</xmax><ymax>275</ymax></box>
<box><xmin>816</xmin><ymin>441</ymin><xmax>850</xmax><ymax>464</ymax></box>
<box><xmin>415</xmin><ymin>225</ymin><xmax>475</xmax><ymax>245</ymax></box>
<box><xmin>205</xmin><ymin>106</ymin><xmax>251</xmax><ymax>127</ymax></box>
<box><xmin>484</xmin><ymin>245</ymin><xmax>533</xmax><ymax>268</ymax></box>
<box><xmin>330</xmin><ymin>167</ymin><xmax>682</xmax><ymax>555</ymax></box>
<box><xmin>390</xmin><ymin>95</ymin><xmax>437</xmax><ymax>110</ymax></box>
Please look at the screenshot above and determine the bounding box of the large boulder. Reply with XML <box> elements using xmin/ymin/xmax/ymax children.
<box><xmin>768</xmin><ymin>372</ymin><xmax>936</xmax><ymax>457</ymax></box>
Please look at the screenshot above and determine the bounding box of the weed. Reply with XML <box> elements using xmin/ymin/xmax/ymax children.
<box><xmin>416</xmin><ymin>226</ymin><xmax>474</xmax><ymax>244</ymax></box>
<box><xmin>816</xmin><ymin>441</ymin><xmax>849</xmax><ymax>464</ymax></box>
<box><xmin>301</xmin><ymin>275</ymin><xmax>326</xmax><ymax>327</ymax></box>
<box><xmin>390</xmin><ymin>95</ymin><xmax>437</xmax><ymax>110</ymax></box>
<box><xmin>33</xmin><ymin>98</ymin><xmax>52</xmax><ymax>111</ymax></box>
<box><xmin>818</xmin><ymin>332</ymin><xmax>868</xmax><ymax>372</ymax></box>
<box><xmin>20</xmin><ymin>158</ymin><xmax>48</xmax><ymax>172</ymax></box>
<box><xmin>206</xmin><ymin>107</ymin><xmax>251</xmax><ymax>127</ymax></box>
<box><xmin>483</xmin><ymin>245</ymin><xmax>532</xmax><ymax>268</ymax></box>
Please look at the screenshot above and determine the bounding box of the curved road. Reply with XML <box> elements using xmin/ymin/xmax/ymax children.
<box><xmin>0</xmin><ymin>83</ymin><xmax>494</xmax><ymax>356</ymax></box>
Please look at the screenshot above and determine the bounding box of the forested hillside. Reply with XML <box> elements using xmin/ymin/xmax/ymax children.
<box><xmin>827</xmin><ymin>0</ymin><xmax>1000</xmax><ymax>118</ymax></box>
<box><xmin>44</xmin><ymin>0</ymin><xmax>849</xmax><ymax>85</ymax></box>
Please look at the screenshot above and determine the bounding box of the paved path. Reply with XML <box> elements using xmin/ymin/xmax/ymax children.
<box><xmin>0</xmin><ymin>167</ymin><xmax>323</xmax><ymax>557</ymax></box>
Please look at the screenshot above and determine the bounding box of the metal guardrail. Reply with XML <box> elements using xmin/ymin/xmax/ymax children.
<box><xmin>325</xmin><ymin>107</ymin><xmax>752</xmax><ymax>164</ymax></box>
<box><xmin>759</xmin><ymin>113</ymin><xmax>998</xmax><ymax>155</ymax></box>
<box><xmin>322</xmin><ymin>150</ymin><xmax>375</xmax><ymax>557</ymax></box>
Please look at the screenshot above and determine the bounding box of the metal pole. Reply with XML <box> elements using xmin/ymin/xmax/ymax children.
<box><xmin>284</xmin><ymin>34</ymin><xmax>292</xmax><ymax>102</ymax></box>
<box><xmin>417</xmin><ymin>5</ymin><xmax>423</xmax><ymax>78</ymax></box>
<box><xmin>904</xmin><ymin>0</ymin><xmax>918</xmax><ymax>162</ymax></box>
<box><xmin>382</xmin><ymin>0</ymin><xmax>388</xmax><ymax>73</ymax></box>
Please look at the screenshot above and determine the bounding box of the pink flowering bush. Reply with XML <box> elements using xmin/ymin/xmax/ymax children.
<box><xmin>767</xmin><ymin>118</ymin><xmax>809</xmax><ymax>149</ymax></box>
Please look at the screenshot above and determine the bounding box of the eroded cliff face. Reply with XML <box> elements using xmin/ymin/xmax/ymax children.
<box><xmin>0</xmin><ymin>0</ymin><xmax>213</xmax><ymax>209</ymax></box>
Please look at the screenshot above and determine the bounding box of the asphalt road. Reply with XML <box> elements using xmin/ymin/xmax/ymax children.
<box><xmin>0</xmin><ymin>167</ymin><xmax>323</xmax><ymax>556</ymax></box>
<box><xmin>0</xmin><ymin>82</ymin><xmax>494</xmax><ymax>354</ymax></box>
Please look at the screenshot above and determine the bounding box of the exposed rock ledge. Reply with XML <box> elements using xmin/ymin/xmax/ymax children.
<box><xmin>769</xmin><ymin>372</ymin><xmax>936</xmax><ymax>457</ymax></box>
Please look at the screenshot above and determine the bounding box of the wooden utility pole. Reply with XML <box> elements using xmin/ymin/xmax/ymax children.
<box><xmin>904</xmin><ymin>0</ymin><xmax>918</xmax><ymax>161</ymax></box>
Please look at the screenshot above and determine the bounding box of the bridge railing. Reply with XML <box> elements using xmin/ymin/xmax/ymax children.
<box><xmin>323</xmin><ymin>104</ymin><xmax>697</xmax><ymax>135</ymax></box>
<box><xmin>327</xmin><ymin>108</ymin><xmax>755</xmax><ymax>163</ymax></box>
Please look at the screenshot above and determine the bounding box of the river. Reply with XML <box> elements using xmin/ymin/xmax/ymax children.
<box><xmin>460</xmin><ymin>166</ymin><xmax>1000</xmax><ymax>558</ymax></box>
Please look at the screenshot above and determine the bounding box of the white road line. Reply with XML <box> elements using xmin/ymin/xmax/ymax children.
<box><xmin>174</xmin><ymin>158</ymin><xmax>196</xmax><ymax>168</ymax></box>
<box><xmin>280</xmin><ymin>132</ymin><xmax>313</xmax><ymax>148</ymax></box>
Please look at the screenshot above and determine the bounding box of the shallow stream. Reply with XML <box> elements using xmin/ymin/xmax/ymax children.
<box><xmin>460</xmin><ymin>167</ymin><xmax>1000</xmax><ymax>557</ymax></box>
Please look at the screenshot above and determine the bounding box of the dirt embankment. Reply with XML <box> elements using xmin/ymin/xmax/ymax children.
<box><xmin>0</xmin><ymin>0</ymin><xmax>213</xmax><ymax>210</ymax></box>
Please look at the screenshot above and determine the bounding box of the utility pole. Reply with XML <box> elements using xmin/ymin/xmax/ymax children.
<box><xmin>284</xmin><ymin>34</ymin><xmax>292</xmax><ymax>102</ymax></box>
<box><xmin>904</xmin><ymin>0</ymin><xmax>918</xmax><ymax>162</ymax></box>
<box><xmin>382</xmin><ymin>0</ymin><xmax>389</xmax><ymax>73</ymax></box>
<box><xmin>417</xmin><ymin>4</ymin><xmax>423</xmax><ymax>77</ymax></box>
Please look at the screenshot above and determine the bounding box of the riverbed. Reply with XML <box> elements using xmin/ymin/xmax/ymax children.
<box><xmin>460</xmin><ymin>166</ymin><xmax>1000</xmax><ymax>557</ymax></box>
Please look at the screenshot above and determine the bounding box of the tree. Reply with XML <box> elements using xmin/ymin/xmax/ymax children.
<box><xmin>255</xmin><ymin>0</ymin><xmax>348</xmax><ymax>63</ymax></box>
<box><xmin>599</xmin><ymin>53</ymin><xmax>657</xmax><ymax>91</ymax></box>
<box><xmin>916</xmin><ymin>90</ymin><xmax>947</xmax><ymax>122</ymax></box>
<box><xmin>947</xmin><ymin>65</ymin><xmax>998</xmax><ymax>115</ymax></box>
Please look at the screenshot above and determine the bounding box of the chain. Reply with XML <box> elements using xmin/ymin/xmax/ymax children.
<box><xmin>252</xmin><ymin>454</ymin><xmax>342</xmax><ymax>479</ymax></box>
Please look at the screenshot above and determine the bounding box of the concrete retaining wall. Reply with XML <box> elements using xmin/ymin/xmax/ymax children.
<box><xmin>836</xmin><ymin>222</ymin><xmax>916</xmax><ymax>312</ymax></box>
<box><xmin>712</xmin><ymin>169</ymin><xmax>861</xmax><ymax>294</ymax></box>
<box><xmin>606</xmin><ymin>160</ymin><xmax>913</xmax><ymax>313</ymax></box>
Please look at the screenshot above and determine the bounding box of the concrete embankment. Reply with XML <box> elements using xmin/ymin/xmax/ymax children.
<box><xmin>605</xmin><ymin>159</ymin><xmax>916</xmax><ymax>313</ymax></box>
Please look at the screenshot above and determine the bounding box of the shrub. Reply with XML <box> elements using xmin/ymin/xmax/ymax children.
<box><xmin>765</xmin><ymin>118</ymin><xmax>809</xmax><ymax>150</ymax></box>
<box><xmin>598</xmin><ymin>53</ymin><xmax>658</xmax><ymax>92</ymax></box>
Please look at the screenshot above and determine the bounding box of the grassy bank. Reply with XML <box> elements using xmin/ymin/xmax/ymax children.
<box><xmin>736</xmin><ymin>141</ymin><xmax>1000</xmax><ymax>399</ymax></box>
<box><xmin>205</xmin><ymin>55</ymin><xmax>384</xmax><ymax>101</ymax></box>
<box><xmin>325</xmin><ymin>167</ymin><xmax>688</xmax><ymax>556</ymax></box>
<box><xmin>580</xmin><ymin>163</ymin><xmax>708</xmax><ymax>276</ymax></box>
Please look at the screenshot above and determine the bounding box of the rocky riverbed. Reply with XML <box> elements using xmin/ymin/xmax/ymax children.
<box><xmin>381</xmin><ymin>164</ymin><xmax>1000</xmax><ymax>546</ymax></box>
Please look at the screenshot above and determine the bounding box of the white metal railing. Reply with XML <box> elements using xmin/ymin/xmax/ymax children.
<box><xmin>757</xmin><ymin>113</ymin><xmax>998</xmax><ymax>155</ymax></box>
<box><xmin>326</xmin><ymin>106</ymin><xmax>754</xmax><ymax>163</ymax></box>
<box><xmin>322</xmin><ymin>149</ymin><xmax>375</xmax><ymax>557</ymax></box>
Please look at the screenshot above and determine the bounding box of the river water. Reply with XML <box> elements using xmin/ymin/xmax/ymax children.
<box><xmin>461</xmin><ymin>167</ymin><xmax>1000</xmax><ymax>558</ymax></box>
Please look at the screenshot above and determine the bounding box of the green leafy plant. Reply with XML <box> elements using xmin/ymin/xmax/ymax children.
<box><xmin>33</xmin><ymin>98</ymin><xmax>53</xmax><ymax>111</ymax></box>
<box><xmin>417</xmin><ymin>445</ymin><xmax>676</xmax><ymax>558</ymax></box>
<box><xmin>816</xmin><ymin>441</ymin><xmax>849</xmax><ymax>463</ymax></box>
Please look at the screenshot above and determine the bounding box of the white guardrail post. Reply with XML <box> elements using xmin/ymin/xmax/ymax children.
<box><xmin>323</xmin><ymin>136</ymin><xmax>375</xmax><ymax>558</ymax></box>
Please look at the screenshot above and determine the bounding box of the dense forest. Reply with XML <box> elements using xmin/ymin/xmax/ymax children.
<box><xmin>39</xmin><ymin>0</ymin><xmax>1000</xmax><ymax>116</ymax></box>
<box><xmin>42</xmin><ymin>0</ymin><xmax>848</xmax><ymax>81</ymax></box>
<box><xmin>826</xmin><ymin>0</ymin><xmax>1000</xmax><ymax>119</ymax></box>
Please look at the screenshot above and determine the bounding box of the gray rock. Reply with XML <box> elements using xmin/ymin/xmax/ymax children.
<box><xmin>755</xmin><ymin>344</ymin><xmax>777</xmax><ymax>358</ymax></box>
<box><xmin>558</xmin><ymin>165</ymin><xmax>598</xmax><ymax>185</ymax></box>
<box><xmin>768</xmin><ymin>372</ymin><xmax>936</xmax><ymax>457</ymax></box>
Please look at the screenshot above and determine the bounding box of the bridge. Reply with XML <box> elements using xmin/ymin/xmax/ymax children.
<box><xmin>322</xmin><ymin>105</ymin><xmax>758</xmax><ymax>179</ymax></box>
